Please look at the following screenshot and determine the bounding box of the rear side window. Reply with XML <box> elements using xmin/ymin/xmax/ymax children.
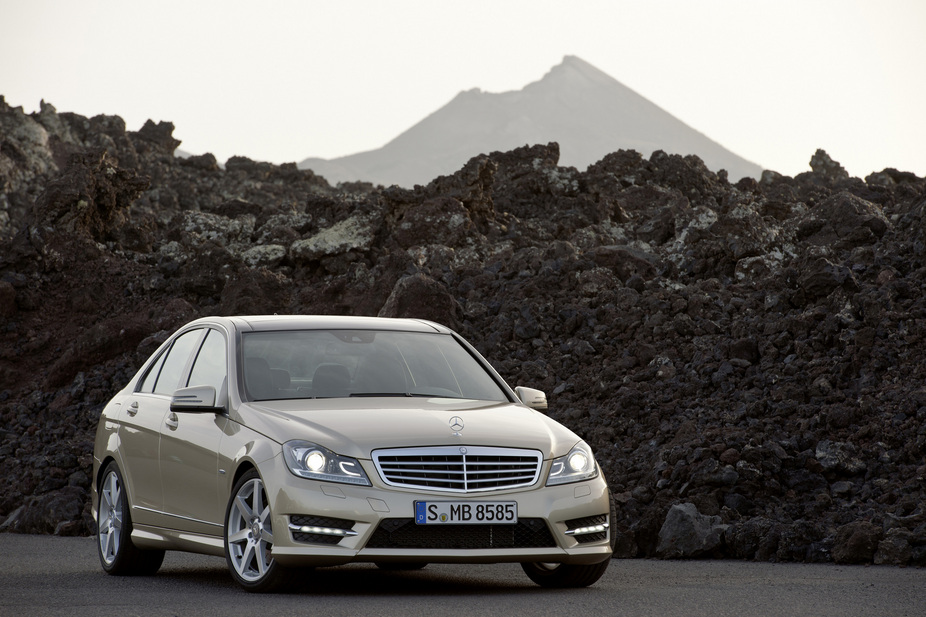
<box><xmin>139</xmin><ymin>352</ymin><xmax>167</xmax><ymax>394</ymax></box>
<box><xmin>152</xmin><ymin>329</ymin><xmax>203</xmax><ymax>395</ymax></box>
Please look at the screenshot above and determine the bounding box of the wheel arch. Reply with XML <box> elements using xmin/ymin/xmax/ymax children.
<box><xmin>231</xmin><ymin>460</ymin><xmax>258</xmax><ymax>491</ymax></box>
<box><xmin>94</xmin><ymin>455</ymin><xmax>121</xmax><ymax>510</ymax></box>
<box><xmin>96</xmin><ymin>455</ymin><xmax>119</xmax><ymax>489</ymax></box>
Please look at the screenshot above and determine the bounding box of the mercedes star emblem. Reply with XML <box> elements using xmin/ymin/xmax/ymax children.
<box><xmin>449</xmin><ymin>416</ymin><xmax>464</xmax><ymax>432</ymax></box>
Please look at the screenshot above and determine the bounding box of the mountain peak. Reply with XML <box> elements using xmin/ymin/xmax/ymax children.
<box><xmin>538</xmin><ymin>55</ymin><xmax>616</xmax><ymax>88</ymax></box>
<box><xmin>299</xmin><ymin>57</ymin><xmax>763</xmax><ymax>186</ymax></box>
<box><xmin>560</xmin><ymin>54</ymin><xmax>603</xmax><ymax>72</ymax></box>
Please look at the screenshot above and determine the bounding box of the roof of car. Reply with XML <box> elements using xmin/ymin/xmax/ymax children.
<box><xmin>218</xmin><ymin>315</ymin><xmax>452</xmax><ymax>334</ymax></box>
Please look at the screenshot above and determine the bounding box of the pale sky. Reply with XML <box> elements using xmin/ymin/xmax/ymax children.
<box><xmin>2</xmin><ymin>0</ymin><xmax>924</xmax><ymax>178</ymax></box>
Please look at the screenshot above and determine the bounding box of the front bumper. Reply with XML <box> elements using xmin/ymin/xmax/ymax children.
<box><xmin>262</xmin><ymin>455</ymin><xmax>613</xmax><ymax>568</ymax></box>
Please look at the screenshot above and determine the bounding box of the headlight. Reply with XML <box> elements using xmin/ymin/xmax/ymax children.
<box><xmin>546</xmin><ymin>441</ymin><xmax>599</xmax><ymax>486</ymax></box>
<box><xmin>283</xmin><ymin>441</ymin><xmax>371</xmax><ymax>486</ymax></box>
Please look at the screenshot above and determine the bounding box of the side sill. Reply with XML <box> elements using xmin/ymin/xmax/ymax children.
<box><xmin>131</xmin><ymin>524</ymin><xmax>225</xmax><ymax>557</ymax></box>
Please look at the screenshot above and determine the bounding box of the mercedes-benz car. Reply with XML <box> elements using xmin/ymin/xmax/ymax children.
<box><xmin>92</xmin><ymin>315</ymin><xmax>615</xmax><ymax>592</ymax></box>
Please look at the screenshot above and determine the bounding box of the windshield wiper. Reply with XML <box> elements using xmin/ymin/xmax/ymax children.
<box><xmin>350</xmin><ymin>392</ymin><xmax>415</xmax><ymax>397</ymax></box>
<box><xmin>349</xmin><ymin>392</ymin><xmax>461</xmax><ymax>398</ymax></box>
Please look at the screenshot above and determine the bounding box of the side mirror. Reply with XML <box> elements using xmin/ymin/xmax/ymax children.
<box><xmin>515</xmin><ymin>386</ymin><xmax>548</xmax><ymax>411</ymax></box>
<box><xmin>170</xmin><ymin>385</ymin><xmax>222</xmax><ymax>413</ymax></box>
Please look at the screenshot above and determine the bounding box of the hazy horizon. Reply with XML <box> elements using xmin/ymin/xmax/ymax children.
<box><xmin>1</xmin><ymin>0</ymin><xmax>924</xmax><ymax>179</ymax></box>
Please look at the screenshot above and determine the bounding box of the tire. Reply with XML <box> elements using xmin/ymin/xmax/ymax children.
<box><xmin>224</xmin><ymin>469</ymin><xmax>291</xmax><ymax>592</ymax></box>
<box><xmin>521</xmin><ymin>558</ymin><xmax>611</xmax><ymax>588</ymax></box>
<box><xmin>521</xmin><ymin>489</ymin><xmax>617</xmax><ymax>588</ymax></box>
<box><xmin>374</xmin><ymin>562</ymin><xmax>428</xmax><ymax>571</ymax></box>
<box><xmin>96</xmin><ymin>462</ymin><xmax>165</xmax><ymax>576</ymax></box>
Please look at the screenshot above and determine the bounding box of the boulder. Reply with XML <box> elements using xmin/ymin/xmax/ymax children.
<box><xmin>393</xmin><ymin>197</ymin><xmax>474</xmax><ymax>249</ymax></box>
<box><xmin>874</xmin><ymin>528</ymin><xmax>912</xmax><ymax>566</ymax></box>
<box><xmin>290</xmin><ymin>214</ymin><xmax>379</xmax><ymax>262</ymax></box>
<box><xmin>378</xmin><ymin>273</ymin><xmax>462</xmax><ymax>329</ymax></box>
<box><xmin>656</xmin><ymin>502</ymin><xmax>728</xmax><ymax>558</ymax></box>
<box><xmin>833</xmin><ymin>521</ymin><xmax>882</xmax><ymax>564</ymax></box>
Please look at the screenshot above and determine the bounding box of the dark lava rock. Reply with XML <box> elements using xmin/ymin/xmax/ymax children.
<box><xmin>393</xmin><ymin>197</ymin><xmax>474</xmax><ymax>249</ymax></box>
<box><xmin>2</xmin><ymin>97</ymin><xmax>926</xmax><ymax>566</ymax></box>
<box><xmin>833</xmin><ymin>520</ymin><xmax>882</xmax><ymax>564</ymax></box>
<box><xmin>378</xmin><ymin>273</ymin><xmax>462</xmax><ymax>329</ymax></box>
<box><xmin>656</xmin><ymin>502</ymin><xmax>727</xmax><ymax>558</ymax></box>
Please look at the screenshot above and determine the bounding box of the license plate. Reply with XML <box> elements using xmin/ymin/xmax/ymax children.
<box><xmin>415</xmin><ymin>501</ymin><xmax>518</xmax><ymax>525</ymax></box>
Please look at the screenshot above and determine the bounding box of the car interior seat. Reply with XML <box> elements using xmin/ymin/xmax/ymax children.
<box><xmin>312</xmin><ymin>363</ymin><xmax>351</xmax><ymax>398</ymax></box>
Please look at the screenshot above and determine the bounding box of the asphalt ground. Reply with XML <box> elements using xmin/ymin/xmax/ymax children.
<box><xmin>2</xmin><ymin>534</ymin><xmax>924</xmax><ymax>617</ymax></box>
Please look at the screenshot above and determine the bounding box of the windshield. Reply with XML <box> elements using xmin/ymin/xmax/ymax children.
<box><xmin>240</xmin><ymin>329</ymin><xmax>508</xmax><ymax>402</ymax></box>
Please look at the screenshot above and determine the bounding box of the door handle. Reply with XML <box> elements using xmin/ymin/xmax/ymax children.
<box><xmin>165</xmin><ymin>412</ymin><xmax>179</xmax><ymax>430</ymax></box>
<box><xmin>127</xmin><ymin>401</ymin><xmax>139</xmax><ymax>417</ymax></box>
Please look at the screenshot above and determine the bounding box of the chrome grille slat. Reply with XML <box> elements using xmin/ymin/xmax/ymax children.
<box><xmin>372</xmin><ymin>446</ymin><xmax>542</xmax><ymax>493</ymax></box>
<box><xmin>380</xmin><ymin>465</ymin><xmax>465</xmax><ymax>471</ymax></box>
<box><xmin>468</xmin><ymin>467</ymin><xmax>536</xmax><ymax>473</ymax></box>
<box><xmin>384</xmin><ymin>475</ymin><xmax>466</xmax><ymax>485</ymax></box>
<box><xmin>469</xmin><ymin>475</ymin><xmax>536</xmax><ymax>483</ymax></box>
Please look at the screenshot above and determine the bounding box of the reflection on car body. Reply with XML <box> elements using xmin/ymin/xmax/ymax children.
<box><xmin>92</xmin><ymin>315</ymin><xmax>615</xmax><ymax>592</ymax></box>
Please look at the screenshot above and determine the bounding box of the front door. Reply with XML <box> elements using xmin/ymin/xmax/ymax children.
<box><xmin>120</xmin><ymin>327</ymin><xmax>204</xmax><ymax>525</ymax></box>
<box><xmin>159</xmin><ymin>328</ymin><xmax>230</xmax><ymax>536</ymax></box>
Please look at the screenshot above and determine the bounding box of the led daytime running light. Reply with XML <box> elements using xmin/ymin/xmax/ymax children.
<box><xmin>565</xmin><ymin>523</ymin><xmax>609</xmax><ymax>536</ymax></box>
<box><xmin>288</xmin><ymin>523</ymin><xmax>357</xmax><ymax>537</ymax></box>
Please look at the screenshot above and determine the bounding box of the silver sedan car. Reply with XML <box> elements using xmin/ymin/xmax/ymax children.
<box><xmin>92</xmin><ymin>315</ymin><xmax>614</xmax><ymax>591</ymax></box>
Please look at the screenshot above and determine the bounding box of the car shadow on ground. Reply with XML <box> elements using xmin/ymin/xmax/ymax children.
<box><xmin>152</xmin><ymin>561</ymin><xmax>590</xmax><ymax>596</ymax></box>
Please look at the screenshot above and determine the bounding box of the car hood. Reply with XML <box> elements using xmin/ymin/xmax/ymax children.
<box><xmin>232</xmin><ymin>397</ymin><xmax>581</xmax><ymax>460</ymax></box>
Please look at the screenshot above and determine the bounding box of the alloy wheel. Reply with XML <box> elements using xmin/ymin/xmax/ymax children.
<box><xmin>98</xmin><ymin>469</ymin><xmax>123</xmax><ymax>565</ymax></box>
<box><xmin>226</xmin><ymin>477</ymin><xmax>275</xmax><ymax>582</ymax></box>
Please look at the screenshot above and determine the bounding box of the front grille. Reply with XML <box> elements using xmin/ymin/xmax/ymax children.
<box><xmin>372</xmin><ymin>446</ymin><xmax>542</xmax><ymax>493</ymax></box>
<box><xmin>289</xmin><ymin>515</ymin><xmax>356</xmax><ymax>545</ymax></box>
<box><xmin>565</xmin><ymin>514</ymin><xmax>609</xmax><ymax>544</ymax></box>
<box><xmin>365</xmin><ymin>517</ymin><xmax>556</xmax><ymax>549</ymax></box>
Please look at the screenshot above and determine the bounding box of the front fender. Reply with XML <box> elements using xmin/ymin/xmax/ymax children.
<box><xmin>219</xmin><ymin>420</ymin><xmax>281</xmax><ymax>500</ymax></box>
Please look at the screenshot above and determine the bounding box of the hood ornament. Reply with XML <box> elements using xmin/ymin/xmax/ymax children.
<box><xmin>449</xmin><ymin>416</ymin><xmax>464</xmax><ymax>434</ymax></box>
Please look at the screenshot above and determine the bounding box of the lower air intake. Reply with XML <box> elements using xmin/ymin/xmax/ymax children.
<box><xmin>365</xmin><ymin>518</ymin><xmax>556</xmax><ymax>549</ymax></box>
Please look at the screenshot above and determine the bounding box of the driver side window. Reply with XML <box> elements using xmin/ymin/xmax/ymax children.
<box><xmin>187</xmin><ymin>329</ymin><xmax>227</xmax><ymax>394</ymax></box>
<box><xmin>151</xmin><ymin>329</ymin><xmax>203</xmax><ymax>395</ymax></box>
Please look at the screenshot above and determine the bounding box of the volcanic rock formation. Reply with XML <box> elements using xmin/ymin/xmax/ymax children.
<box><xmin>2</xmin><ymin>95</ymin><xmax>926</xmax><ymax>566</ymax></box>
